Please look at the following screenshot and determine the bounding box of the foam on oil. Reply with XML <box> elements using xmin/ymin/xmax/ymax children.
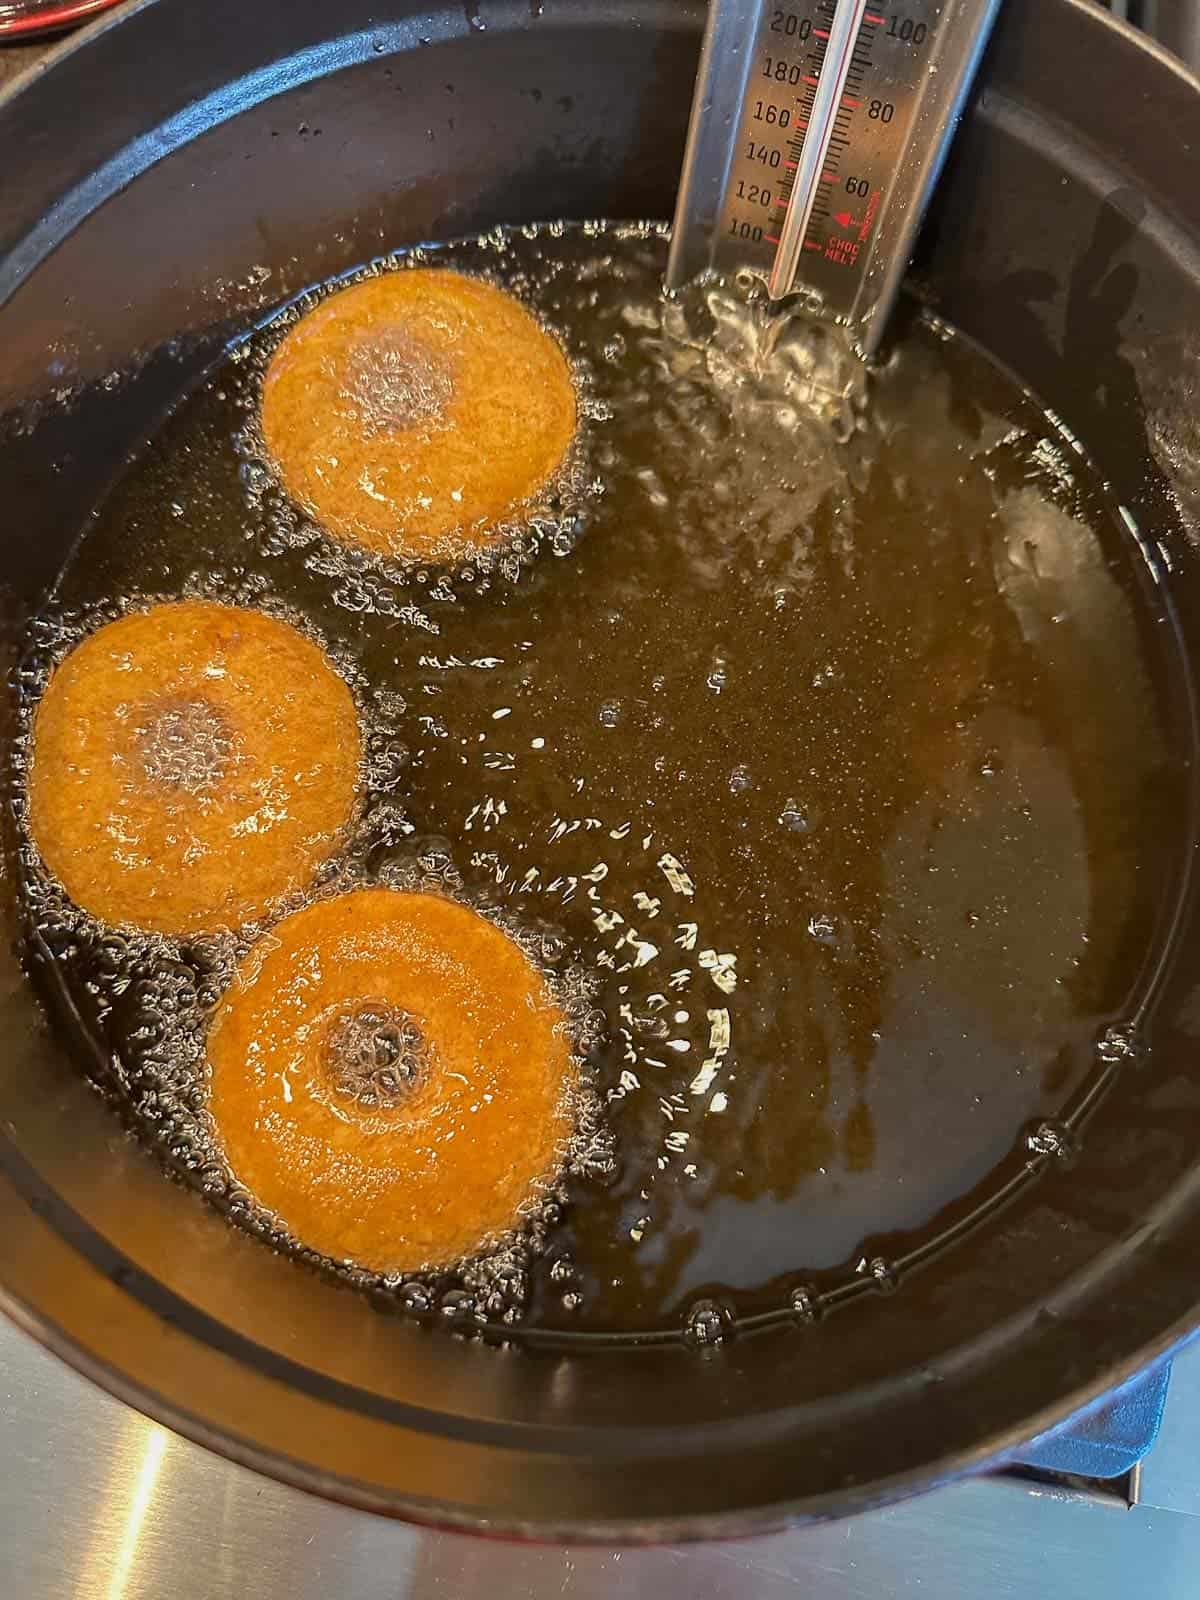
<box><xmin>10</xmin><ymin>222</ymin><xmax>1187</xmax><ymax>1342</ymax></box>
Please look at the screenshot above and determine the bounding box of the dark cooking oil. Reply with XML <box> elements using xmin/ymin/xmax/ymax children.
<box><xmin>11</xmin><ymin>222</ymin><xmax>1191</xmax><ymax>1341</ymax></box>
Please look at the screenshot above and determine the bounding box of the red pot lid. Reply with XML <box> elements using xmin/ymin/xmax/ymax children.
<box><xmin>0</xmin><ymin>0</ymin><xmax>125</xmax><ymax>38</ymax></box>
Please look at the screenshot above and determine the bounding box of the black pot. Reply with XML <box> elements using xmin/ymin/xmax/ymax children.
<box><xmin>0</xmin><ymin>0</ymin><xmax>1198</xmax><ymax>1541</ymax></box>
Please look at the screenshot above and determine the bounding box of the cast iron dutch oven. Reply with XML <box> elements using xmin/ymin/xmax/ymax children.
<box><xmin>0</xmin><ymin>0</ymin><xmax>1198</xmax><ymax>1541</ymax></box>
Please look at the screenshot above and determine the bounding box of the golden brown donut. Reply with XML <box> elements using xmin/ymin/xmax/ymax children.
<box><xmin>205</xmin><ymin>888</ymin><xmax>574</xmax><ymax>1271</ymax></box>
<box><xmin>259</xmin><ymin>269</ymin><xmax>577</xmax><ymax>561</ymax></box>
<box><xmin>28</xmin><ymin>601</ymin><xmax>361</xmax><ymax>935</ymax></box>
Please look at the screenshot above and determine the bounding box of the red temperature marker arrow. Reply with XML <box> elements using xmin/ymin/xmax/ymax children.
<box><xmin>834</xmin><ymin>210</ymin><xmax>856</xmax><ymax>228</ymax></box>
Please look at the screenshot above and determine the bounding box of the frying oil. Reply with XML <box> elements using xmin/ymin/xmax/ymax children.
<box><xmin>10</xmin><ymin>222</ymin><xmax>1190</xmax><ymax>1341</ymax></box>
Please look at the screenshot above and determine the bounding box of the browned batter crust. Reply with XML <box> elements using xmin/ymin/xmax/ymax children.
<box><xmin>260</xmin><ymin>269</ymin><xmax>578</xmax><ymax>562</ymax></box>
<box><xmin>29</xmin><ymin>601</ymin><xmax>362</xmax><ymax>935</ymax></box>
<box><xmin>206</xmin><ymin>888</ymin><xmax>575</xmax><ymax>1271</ymax></box>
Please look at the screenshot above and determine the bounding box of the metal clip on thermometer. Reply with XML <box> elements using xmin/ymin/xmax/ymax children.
<box><xmin>668</xmin><ymin>0</ymin><xmax>1003</xmax><ymax>356</ymax></box>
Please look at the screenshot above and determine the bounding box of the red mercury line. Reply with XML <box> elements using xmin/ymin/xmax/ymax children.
<box><xmin>769</xmin><ymin>0</ymin><xmax>869</xmax><ymax>297</ymax></box>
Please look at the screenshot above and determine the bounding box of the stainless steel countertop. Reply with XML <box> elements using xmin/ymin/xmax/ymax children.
<box><xmin>7</xmin><ymin>1312</ymin><xmax>1200</xmax><ymax>1599</ymax></box>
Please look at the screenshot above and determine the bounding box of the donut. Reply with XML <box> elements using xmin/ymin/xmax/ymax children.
<box><xmin>259</xmin><ymin>268</ymin><xmax>577</xmax><ymax>561</ymax></box>
<box><xmin>28</xmin><ymin>601</ymin><xmax>361</xmax><ymax>935</ymax></box>
<box><xmin>205</xmin><ymin>888</ymin><xmax>574</xmax><ymax>1271</ymax></box>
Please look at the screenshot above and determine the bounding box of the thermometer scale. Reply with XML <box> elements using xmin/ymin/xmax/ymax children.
<box><xmin>668</xmin><ymin>0</ymin><xmax>1003</xmax><ymax>354</ymax></box>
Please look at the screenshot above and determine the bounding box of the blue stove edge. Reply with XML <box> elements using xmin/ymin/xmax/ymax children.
<box><xmin>1010</xmin><ymin>1359</ymin><xmax>1175</xmax><ymax>1479</ymax></box>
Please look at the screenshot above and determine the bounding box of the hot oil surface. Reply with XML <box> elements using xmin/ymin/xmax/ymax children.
<box><xmin>23</xmin><ymin>224</ymin><xmax>1185</xmax><ymax>1337</ymax></box>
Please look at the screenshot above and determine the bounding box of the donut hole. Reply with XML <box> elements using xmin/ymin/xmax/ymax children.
<box><xmin>133</xmin><ymin>695</ymin><xmax>237</xmax><ymax>795</ymax></box>
<box><xmin>336</xmin><ymin>326</ymin><xmax>456</xmax><ymax>437</ymax></box>
<box><xmin>322</xmin><ymin>1000</ymin><xmax>428</xmax><ymax>1109</ymax></box>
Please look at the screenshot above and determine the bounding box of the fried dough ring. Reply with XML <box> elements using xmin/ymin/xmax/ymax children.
<box><xmin>29</xmin><ymin>601</ymin><xmax>361</xmax><ymax>935</ymax></box>
<box><xmin>206</xmin><ymin>888</ymin><xmax>574</xmax><ymax>1271</ymax></box>
<box><xmin>260</xmin><ymin>269</ymin><xmax>577</xmax><ymax>561</ymax></box>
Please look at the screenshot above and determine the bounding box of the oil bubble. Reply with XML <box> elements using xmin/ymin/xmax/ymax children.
<box><xmin>788</xmin><ymin>1284</ymin><xmax>822</xmax><ymax>1326</ymax></box>
<box><xmin>861</xmin><ymin>1257</ymin><xmax>899</xmax><ymax>1295</ymax></box>
<box><xmin>401</xmin><ymin>1280</ymin><xmax>435</xmax><ymax>1314</ymax></box>
<box><xmin>1024</xmin><ymin>1119</ymin><xmax>1079</xmax><ymax>1166</ymax></box>
<box><xmin>779</xmin><ymin>801</ymin><xmax>810</xmax><ymax>833</ymax></box>
<box><xmin>439</xmin><ymin>1287</ymin><xmax>481</xmax><ymax>1324</ymax></box>
<box><xmin>683</xmin><ymin>1297</ymin><xmax>735</xmax><ymax>1349</ymax></box>
<box><xmin>1097</xmin><ymin>1023</ymin><xmax>1140</xmax><ymax>1066</ymax></box>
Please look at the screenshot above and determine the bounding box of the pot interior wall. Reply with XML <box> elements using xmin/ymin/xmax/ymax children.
<box><xmin>1</xmin><ymin>0</ymin><xmax>1199</xmax><ymax>1535</ymax></box>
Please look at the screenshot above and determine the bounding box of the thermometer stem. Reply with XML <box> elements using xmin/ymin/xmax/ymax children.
<box><xmin>667</xmin><ymin>0</ymin><xmax>1003</xmax><ymax>352</ymax></box>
